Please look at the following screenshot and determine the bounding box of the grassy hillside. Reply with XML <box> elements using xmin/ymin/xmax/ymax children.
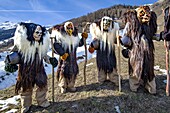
<box><xmin>52</xmin><ymin>0</ymin><xmax>170</xmax><ymax>33</ymax></box>
<box><xmin>1</xmin><ymin>41</ymin><xmax>170</xmax><ymax>113</ymax></box>
<box><xmin>151</xmin><ymin>0</ymin><xmax>170</xmax><ymax>33</ymax></box>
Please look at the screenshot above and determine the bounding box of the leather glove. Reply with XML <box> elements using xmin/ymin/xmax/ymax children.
<box><xmin>81</xmin><ymin>32</ymin><xmax>88</xmax><ymax>39</ymax></box>
<box><xmin>4</xmin><ymin>63</ymin><xmax>18</xmax><ymax>73</ymax></box>
<box><xmin>49</xmin><ymin>57</ymin><xmax>58</xmax><ymax>68</ymax></box>
<box><xmin>163</xmin><ymin>30</ymin><xmax>170</xmax><ymax>41</ymax></box>
<box><xmin>60</xmin><ymin>53</ymin><xmax>69</xmax><ymax>61</ymax></box>
<box><xmin>88</xmin><ymin>46</ymin><xmax>95</xmax><ymax>54</ymax></box>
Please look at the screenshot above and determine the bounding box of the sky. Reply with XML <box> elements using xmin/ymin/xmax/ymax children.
<box><xmin>0</xmin><ymin>0</ymin><xmax>158</xmax><ymax>26</ymax></box>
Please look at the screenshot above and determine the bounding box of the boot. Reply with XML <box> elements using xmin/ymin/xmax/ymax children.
<box><xmin>145</xmin><ymin>78</ymin><xmax>156</xmax><ymax>95</ymax></box>
<box><xmin>67</xmin><ymin>87</ymin><xmax>76</xmax><ymax>92</ymax></box>
<box><xmin>20</xmin><ymin>89</ymin><xmax>32</xmax><ymax>113</ymax></box>
<box><xmin>35</xmin><ymin>86</ymin><xmax>50</xmax><ymax>107</ymax></box>
<box><xmin>21</xmin><ymin>106</ymin><xmax>30</xmax><ymax>113</ymax></box>
<box><xmin>60</xmin><ymin>87</ymin><xmax>66</xmax><ymax>93</ymax></box>
<box><xmin>40</xmin><ymin>101</ymin><xmax>50</xmax><ymax>108</ymax></box>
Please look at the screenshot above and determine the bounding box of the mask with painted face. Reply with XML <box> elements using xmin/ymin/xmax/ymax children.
<box><xmin>136</xmin><ymin>6</ymin><xmax>151</xmax><ymax>24</ymax></box>
<box><xmin>101</xmin><ymin>16</ymin><xmax>113</xmax><ymax>32</ymax></box>
<box><xmin>66</xmin><ymin>23</ymin><xmax>73</xmax><ymax>36</ymax></box>
<box><xmin>33</xmin><ymin>26</ymin><xmax>42</xmax><ymax>41</ymax></box>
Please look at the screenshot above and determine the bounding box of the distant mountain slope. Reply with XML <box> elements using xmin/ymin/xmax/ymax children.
<box><xmin>67</xmin><ymin>0</ymin><xmax>169</xmax><ymax>33</ymax></box>
<box><xmin>0</xmin><ymin>21</ymin><xmax>17</xmax><ymax>30</ymax></box>
<box><xmin>151</xmin><ymin>0</ymin><xmax>170</xmax><ymax>33</ymax></box>
<box><xmin>0</xmin><ymin>21</ymin><xmax>17</xmax><ymax>41</ymax></box>
<box><xmin>1</xmin><ymin>0</ymin><xmax>169</xmax><ymax>42</ymax></box>
<box><xmin>0</xmin><ymin>28</ymin><xmax>16</xmax><ymax>41</ymax></box>
<box><xmin>65</xmin><ymin>4</ymin><xmax>139</xmax><ymax>32</ymax></box>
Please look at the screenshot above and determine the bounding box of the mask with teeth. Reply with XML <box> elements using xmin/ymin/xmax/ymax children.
<box><xmin>64</xmin><ymin>22</ymin><xmax>74</xmax><ymax>36</ymax></box>
<box><xmin>33</xmin><ymin>26</ymin><xmax>42</xmax><ymax>41</ymax></box>
<box><xmin>101</xmin><ymin>16</ymin><xmax>113</xmax><ymax>32</ymax></box>
<box><xmin>136</xmin><ymin>6</ymin><xmax>151</xmax><ymax>24</ymax></box>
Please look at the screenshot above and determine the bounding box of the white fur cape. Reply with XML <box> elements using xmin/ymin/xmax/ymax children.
<box><xmin>90</xmin><ymin>22</ymin><xmax>120</xmax><ymax>51</ymax></box>
<box><xmin>51</xmin><ymin>29</ymin><xmax>80</xmax><ymax>53</ymax></box>
<box><xmin>14</xmin><ymin>24</ymin><xmax>50</xmax><ymax>63</ymax></box>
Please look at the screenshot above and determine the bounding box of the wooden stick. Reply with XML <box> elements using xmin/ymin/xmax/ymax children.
<box><xmin>82</xmin><ymin>22</ymin><xmax>90</xmax><ymax>85</ymax></box>
<box><xmin>83</xmin><ymin>37</ymin><xmax>87</xmax><ymax>85</ymax></box>
<box><xmin>116</xmin><ymin>30</ymin><xmax>121</xmax><ymax>92</ymax></box>
<box><xmin>165</xmin><ymin>40</ymin><xmax>170</xmax><ymax>96</ymax></box>
<box><xmin>50</xmin><ymin>37</ymin><xmax>55</xmax><ymax>102</ymax></box>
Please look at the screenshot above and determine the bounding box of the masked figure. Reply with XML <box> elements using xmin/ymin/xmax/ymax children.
<box><xmin>121</xmin><ymin>6</ymin><xmax>157</xmax><ymax>94</ymax></box>
<box><xmin>51</xmin><ymin>21</ymin><xmax>88</xmax><ymax>93</ymax></box>
<box><xmin>88</xmin><ymin>16</ymin><xmax>120</xmax><ymax>85</ymax></box>
<box><xmin>4</xmin><ymin>22</ymin><xmax>58</xmax><ymax>113</ymax></box>
<box><xmin>161</xmin><ymin>6</ymin><xmax>170</xmax><ymax>41</ymax></box>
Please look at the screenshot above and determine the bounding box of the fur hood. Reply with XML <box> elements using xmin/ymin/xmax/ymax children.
<box><xmin>14</xmin><ymin>23</ymin><xmax>50</xmax><ymax>63</ymax></box>
<box><xmin>51</xmin><ymin>29</ymin><xmax>80</xmax><ymax>52</ymax></box>
<box><xmin>90</xmin><ymin>22</ymin><xmax>119</xmax><ymax>52</ymax></box>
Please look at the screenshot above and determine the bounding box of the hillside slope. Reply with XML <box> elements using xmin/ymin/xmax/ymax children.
<box><xmin>151</xmin><ymin>0</ymin><xmax>170</xmax><ymax>33</ymax></box>
<box><xmin>0</xmin><ymin>41</ymin><xmax>170</xmax><ymax>113</ymax></box>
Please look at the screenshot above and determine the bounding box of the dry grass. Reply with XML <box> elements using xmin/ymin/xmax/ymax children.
<box><xmin>1</xmin><ymin>41</ymin><xmax>170</xmax><ymax>113</ymax></box>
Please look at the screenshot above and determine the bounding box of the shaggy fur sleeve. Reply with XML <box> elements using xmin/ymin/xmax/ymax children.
<box><xmin>149</xmin><ymin>11</ymin><xmax>157</xmax><ymax>36</ymax></box>
<box><xmin>13</xmin><ymin>24</ymin><xmax>28</xmax><ymax>51</ymax></box>
<box><xmin>122</xmin><ymin>22</ymin><xmax>130</xmax><ymax>37</ymax></box>
<box><xmin>112</xmin><ymin>22</ymin><xmax>120</xmax><ymax>44</ymax></box>
<box><xmin>53</xmin><ymin>42</ymin><xmax>65</xmax><ymax>56</ymax></box>
<box><xmin>90</xmin><ymin>23</ymin><xmax>101</xmax><ymax>39</ymax></box>
<box><xmin>78</xmin><ymin>37</ymin><xmax>84</xmax><ymax>47</ymax></box>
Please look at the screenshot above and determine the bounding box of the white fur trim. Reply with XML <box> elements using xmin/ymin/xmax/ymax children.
<box><xmin>52</xmin><ymin>29</ymin><xmax>80</xmax><ymax>52</ymax></box>
<box><xmin>90</xmin><ymin>23</ymin><xmax>101</xmax><ymax>40</ymax></box>
<box><xmin>90</xmin><ymin>21</ymin><xmax>120</xmax><ymax>53</ymax></box>
<box><xmin>14</xmin><ymin>24</ymin><xmax>50</xmax><ymax>64</ymax></box>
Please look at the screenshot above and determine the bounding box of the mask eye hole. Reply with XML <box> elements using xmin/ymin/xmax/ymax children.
<box><xmin>140</xmin><ymin>11</ymin><xmax>145</xmax><ymax>16</ymax></box>
<box><xmin>35</xmin><ymin>31</ymin><xmax>42</xmax><ymax>34</ymax></box>
<box><xmin>109</xmin><ymin>20</ymin><xmax>112</xmax><ymax>23</ymax></box>
<box><xmin>67</xmin><ymin>27</ymin><xmax>73</xmax><ymax>30</ymax></box>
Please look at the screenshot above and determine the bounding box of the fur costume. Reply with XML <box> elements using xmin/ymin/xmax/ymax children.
<box><xmin>51</xmin><ymin>22</ymin><xmax>84</xmax><ymax>92</ymax></box>
<box><xmin>13</xmin><ymin>22</ymin><xmax>50</xmax><ymax>94</ymax></box>
<box><xmin>89</xmin><ymin>16</ymin><xmax>119</xmax><ymax>74</ymax></box>
<box><xmin>162</xmin><ymin>6</ymin><xmax>170</xmax><ymax>41</ymax></box>
<box><xmin>122</xmin><ymin>7</ymin><xmax>157</xmax><ymax>93</ymax></box>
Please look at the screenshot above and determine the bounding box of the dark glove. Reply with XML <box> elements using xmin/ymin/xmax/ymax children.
<box><xmin>60</xmin><ymin>53</ymin><xmax>69</xmax><ymax>61</ymax></box>
<box><xmin>4</xmin><ymin>63</ymin><xmax>18</xmax><ymax>73</ymax></box>
<box><xmin>81</xmin><ymin>32</ymin><xmax>88</xmax><ymax>39</ymax></box>
<box><xmin>122</xmin><ymin>49</ymin><xmax>130</xmax><ymax>58</ymax></box>
<box><xmin>163</xmin><ymin>31</ymin><xmax>170</xmax><ymax>41</ymax></box>
<box><xmin>49</xmin><ymin>57</ymin><xmax>58</xmax><ymax>68</ymax></box>
<box><xmin>159</xmin><ymin>31</ymin><xmax>164</xmax><ymax>41</ymax></box>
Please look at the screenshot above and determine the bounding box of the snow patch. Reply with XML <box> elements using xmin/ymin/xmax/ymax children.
<box><xmin>0</xmin><ymin>95</ymin><xmax>20</xmax><ymax>112</ymax></box>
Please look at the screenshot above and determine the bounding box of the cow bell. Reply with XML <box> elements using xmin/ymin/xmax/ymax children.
<box><xmin>5</xmin><ymin>52</ymin><xmax>21</xmax><ymax>64</ymax></box>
